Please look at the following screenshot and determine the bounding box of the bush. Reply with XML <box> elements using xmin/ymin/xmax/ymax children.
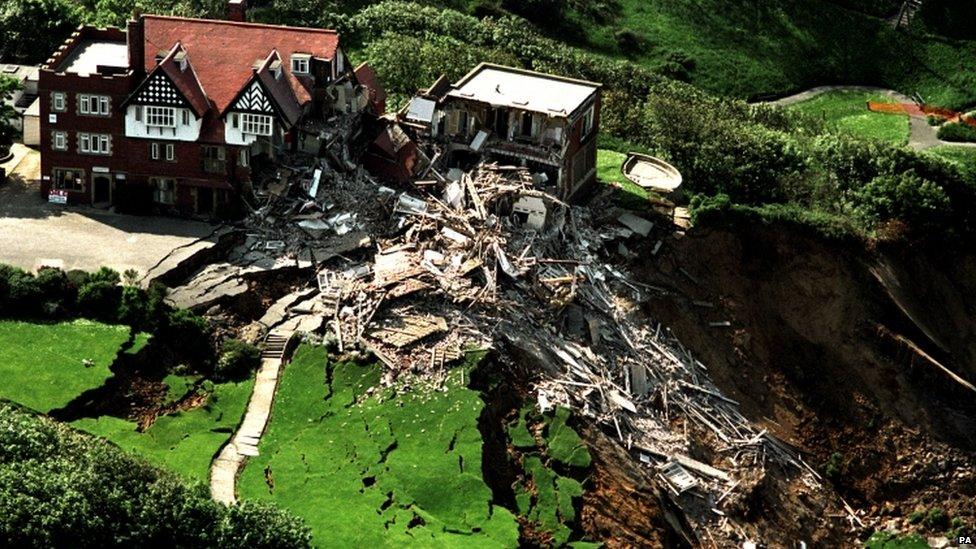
<box><xmin>161</xmin><ymin>309</ymin><xmax>212</xmax><ymax>366</ymax></box>
<box><xmin>35</xmin><ymin>267</ymin><xmax>71</xmax><ymax>315</ymax></box>
<box><xmin>614</xmin><ymin>28</ymin><xmax>644</xmax><ymax>53</ymax></box>
<box><xmin>0</xmin><ymin>402</ymin><xmax>311</xmax><ymax>547</ymax></box>
<box><xmin>215</xmin><ymin>338</ymin><xmax>261</xmax><ymax>381</ymax></box>
<box><xmin>923</xmin><ymin>507</ymin><xmax>949</xmax><ymax>530</ymax></box>
<box><xmin>937</xmin><ymin>121</ymin><xmax>976</xmax><ymax>143</ymax></box>
<box><xmin>76</xmin><ymin>281</ymin><xmax>121</xmax><ymax>322</ymax></box>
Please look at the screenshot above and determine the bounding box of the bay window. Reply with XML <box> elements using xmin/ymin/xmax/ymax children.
<box><xmin>240</xmin><ymin>113</ymin><xmax>273</xmax><ymax>136</ymax></box>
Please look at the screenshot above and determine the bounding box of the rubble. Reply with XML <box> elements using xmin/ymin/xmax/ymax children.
<box><xmin>222</xmin><ymin>85</ymin><xmax>824</xmax><ymax>544</ymax></box>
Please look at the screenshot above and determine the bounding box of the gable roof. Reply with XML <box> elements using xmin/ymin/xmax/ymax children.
<box><xmin>156</xmin><ymin>44</ymin><xmax>210</xmax><ymax>116</ymax></box>
<box><xmin>254</xmin><ymin>51</ymin><xmax>302</xmax><ymax>126</ymax></box>
<box><xmin>141</xmin><ymin>15</ymin><xmax>339</xmax><ymax>114</ymax></box>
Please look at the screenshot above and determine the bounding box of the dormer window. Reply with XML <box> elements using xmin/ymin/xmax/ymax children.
<box><xmin>291</xmin><ymin>54</ymin><xmax>310</xmax><ymax>75</ymax></box>
<box><xmin>270</xmin><ymin>59</ymin><xmax>283</xmax><ymax>80</ymax></box>
<box><xmin>174</xmin><ymin>51</ymin><xmax>188</xmax><ymax>72</ymax></box>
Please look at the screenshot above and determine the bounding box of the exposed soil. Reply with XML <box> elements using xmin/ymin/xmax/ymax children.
<box><xmin>630</xmin><ymin>219</ymin><xmax>976</xmax><ymax>542</ymax></box>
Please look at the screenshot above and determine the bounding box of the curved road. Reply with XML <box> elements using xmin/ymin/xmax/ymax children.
<box><xmin>766</xmin><ymin>85</ymin><xmax>976</xmax><ymax>151</ymax></box>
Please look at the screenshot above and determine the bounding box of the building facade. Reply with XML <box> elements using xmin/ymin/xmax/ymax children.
<box><xmin>37</xmin><ymin>4</ymin><xmax>373</xmax><ymax>215</ymax></box>
<box><xmin>419</xmin><ymin>64</ymin><xmax>601</xmax><ymax>201</ymax></box>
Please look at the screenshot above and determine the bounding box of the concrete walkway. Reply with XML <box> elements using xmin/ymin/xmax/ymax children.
<box><xmin>210</xmin><ymin>331</ymin><xmax>292</xmax><ymax>504</ymax></box>
<box><xmin>766</xmin><ymin>85</ymin><xmax>976</xmax><ymax>151</ymax></box>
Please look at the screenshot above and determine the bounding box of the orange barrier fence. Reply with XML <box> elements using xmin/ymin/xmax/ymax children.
<box><xmin>867</xmin><ymin>101</ymin><xmax>976</xmax><ymax>127</ymax></box>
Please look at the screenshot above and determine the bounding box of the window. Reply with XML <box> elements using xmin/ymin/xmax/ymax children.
<box><xmin>79</xmin><ymin>94</ymin><xmax>110</xmax><ymax>116</ymax></box>
<box><xmin>519</xmin><ymin>112</ymin><xmax>535</xmax><ymax>138</ymax></box>
<box><xmin>238</xmin><ymin>148</ymin><xmax>250</xmax><ymax>168</ymax></box>
<box><xmin>51</xmin><ymin>92</ymin><xmax>67</xmax><ymax>113</ymax></box>
<box><xmin>458</xmin><ymin>111</ymin><xmax>470</xmax><ymax>135</ymax></box>
<box><xmin>134</xmin><ymin>105</ymin><xmax>143</xmax><ymax>122</ymax></box>
<box><xmin>291</xmin><ymin>55</ymin><xmax>310</xmax><ymax>74</ymax></box>
<box><xmin>240</xmin><ymin>113</ymin><xmax>272</xmax><ymax>136</ymax></box>
<box><xmin>181</xmin><ymin>109</ymin><xmax>190</xmax><ymax>125</ymax></box>
<box><xmin>79</xmin><ymin>133</ymin><xmax>111</xmax><ymax>155</ymax></box>
<box><xmin>53</xmin><ymin>168</ymin><xmax>84</xmax><ymax>192</ymax></box>
<box><xmin>202</xmin><ymin>145</ymin><xmax>226</xmax><ymax>173</ymax></box>
<box><xmin>151</xmin><ymin>178</ymin><xmax>176</xmax><ymax>205</ymax></box>
<box><xmin>150</xmin><ymin>142</ymin><xmax>159</xmax><ymax>160</ymax></box>
<box><xmin>145</xmin><ymin>106</ymin><xmax>176</xmax><ymax>127</ymax></box>
<box><xmin>165</xmin><ymin>143</ymin><xmax>175</xmax><ymax>162</ymax></box>
<box><xmin>231</xmin><ymin>113</ymin><xmax>239</xmax><ymax>129</ymax></box>
<box><xmin>52</xmin><ymin>131</ymin><xmax>67</xmax><ymax>151</ymax></box>
<box><xmin>581</xmin><ymin>105</ymin><xmax>594</xmax><ymax>137</ymax></box>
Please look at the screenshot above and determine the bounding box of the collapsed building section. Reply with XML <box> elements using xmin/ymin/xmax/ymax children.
<box><xmin>400</xmin><ymin>63</ymin><xmax>601</xmax><ymax>201</ymax></box>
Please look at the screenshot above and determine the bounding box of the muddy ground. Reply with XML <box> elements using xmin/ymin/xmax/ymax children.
<box><xmin>627</xmin><ymin>218</ymin><xmax>976</xmax><ymax>544</ymax></box>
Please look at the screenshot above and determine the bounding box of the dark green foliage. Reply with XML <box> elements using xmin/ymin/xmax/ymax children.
<box><xmin>614</xmin><ymin>28</ymin><xmax>644</xmax><ymax>54</ymax></box>
<box><xmin>160</xmin><ymin>308</ymin><xmax>212</xmax><ymax>365</ymax></box>
<box><xmin>824</xmin><ymin>451</ymin><xmax>844</xmax><ymax>480</ymax></box>
<box><xmin>0</xmin><ymin>76</ymin><xmax>20</xmax><ymax>151</ymax></box>
<box><xmin>0</xmin><ymin>402</ymin><xmax>311</xmax><ymax>548</ymax></box>
<box><xmin>918</xmin><ymin>0</ymin><xmax>976</xmax><ymax>40</ymax></box>
<box><xmin>215</xmin><ymin>338</ymin><xmax>261</xmax><ymax>381</ymax></box>
<box><xmin>936</xmin><ymin>122</ymin><xmax>976</xmax><ymax>143</ymax></box>
<box><xmin>0</xmin><ymin>0</ymin><xmax>81</xmax><ymax>64</ymax></box>
<box><xmin>500</xmin><ymin>0</ymin><xmax>565</xmax><ymax>26</ymax></box>
<box><xmin>76</xmin><ymin>281</ymin><xmax>122</xmax><ymax>322</ymax></box>
<box><xmin>923</xmin><ymin>507</ymin><xmax>949</xmax><ymax>530</ymax></box>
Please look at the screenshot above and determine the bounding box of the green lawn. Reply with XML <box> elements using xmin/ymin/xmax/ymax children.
<box><xmin>237</xmin><ymin>344</ymin><xmax>519</xmax><ymax>547</ymax></box>
<box><xmin>72</xmin><ymin>377</ymin><xmax>254</xmax><ymax>483</ymax></box>
<box><xmin>788</xmin><ymin>90</ymin><xmax>910</xmax><ymax>145</ymax></box>
<box><xmin>0</xmin><ymin>320</ymin><xmax>130</xmax><ymax>413</ymax></box>
<box><xmin>925</xmin><ymin>145</ymin><xmax>976</xmax><ymax>174</ymax></box>
<box><xmin>598</xmin><ymin>148</ymin><xmax>648</xmax><ymax>208</ymax></box>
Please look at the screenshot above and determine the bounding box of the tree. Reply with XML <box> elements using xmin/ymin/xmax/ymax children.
<box><xmin>0</xmin><ymin>77</ymin><xmax>19</xmax><ymax>154</ymax></box>
<box><xmin>0</xmin><ymin>0</ymin><xmax>81</xmax><ymax>65</ymax></box>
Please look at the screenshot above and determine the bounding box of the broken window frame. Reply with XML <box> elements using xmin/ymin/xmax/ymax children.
<box><xmin>581</xmin><ymin>104</ymin><xmax>595</xmax><ymax>137</ymax></box>
<box><xmin>202</xmin><ymin>145</ymin><xmax>227</xmax><ymax>174</ymax></box>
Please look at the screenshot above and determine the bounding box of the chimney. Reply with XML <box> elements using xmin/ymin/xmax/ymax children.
<box><xmin>127</xmin><ymin>14</ymin><xmax>145</xmax><ymax>77</ymax></box>
<box><xmin>227</xmin><ymin>0</ymin><xmax>247</xmax><ymax>22</ymax></box>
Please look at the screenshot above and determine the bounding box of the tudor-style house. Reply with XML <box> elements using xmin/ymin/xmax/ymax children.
<box><xmin>37</xmin><ymin>2</ymin><xmax>375</xmax><ymax>215</ymax></box>
<box><xmin>412</xmin><ymin>63</ymin><xmax>601</xmax><ymax>201</ymax></box>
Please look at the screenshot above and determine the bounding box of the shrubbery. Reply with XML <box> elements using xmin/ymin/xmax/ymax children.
<box><xmin>936</xmin><ymin>121</ymin><xmax>976</xmax><ymax>143</ymax></box>
<box><xmin>215</xmin><ymin>338</ymin><xmax>261</xmax><ymax>381</ymax></box>
<box><xmin>0</xmin><ymin>402</ymin><xmax>311</xmax><ymax>548</ymax></box>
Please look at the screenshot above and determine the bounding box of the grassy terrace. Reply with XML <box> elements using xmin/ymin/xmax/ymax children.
<box><xmin>72</xmin><ymin>377</ymin><xmax>254</xmax><ymax>483</ymax></box>
<box><xmin>788</xmin><ymin>90</ymin><xmax>909</xmax><ymax>146</ymax></box>
<box><xmin>0</xmin><ymin>320</ymin><xmax>130</xmax><ymax>413</ymax></box>
<box><xmin>238</xmin><ymin>344</ymin><xmax>519</xmax><ymax>547</ymax></box>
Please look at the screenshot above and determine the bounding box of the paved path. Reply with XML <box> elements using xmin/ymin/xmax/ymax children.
<box><xmin>766</xmin><ymin>85</ymin><xmax>976</xmax><ymax>151</ymax></box>
<box><xmin>210</xmin><ymin>331</ymin><xmax>292</xmax><ymax>504</ymax></box>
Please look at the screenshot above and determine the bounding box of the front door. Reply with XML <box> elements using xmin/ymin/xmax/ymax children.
<box><xmin>196</xmin><ymin>187</ymin><xmax>214</xmax><ymax>215</ymax></box>
<box><xmin>492</xmin><ymin>108</ymin><xmax>509</xmax><ymax>138</ymax></box>
<box><xmin>92</xmin><ymin>174</ymin><xmax>111</xmax><ymax>206</ymax></box>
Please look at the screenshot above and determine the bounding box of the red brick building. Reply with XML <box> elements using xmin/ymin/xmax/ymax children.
<box><xmin>38</xmin><ymin>3</ymin><xmax>372</xmax><ymax>215</ymax></box>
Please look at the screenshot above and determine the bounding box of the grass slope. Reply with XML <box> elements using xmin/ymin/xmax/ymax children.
<box><xmin>72</xmin><ymin>377</ymin><xmax>254</xmax><ymax>483</ymax></box>
<box><xmin>788</xmin><ymin>90</ymin><xmax>910</xmax><ymax>145</ymax></box>
<box><xmin>567</xmin><ymin>0</ymin><xmax>976</xmax><ymax>108</ymax></box>
<box><xmin>238</xmin><ymin>344</ymin><xmax>519</xmax><ymax>547</ymax></box>
<box><xmin>0</xmin><ymin>320</ymin><xmax>130</xmax><ymax>413</ymax></box>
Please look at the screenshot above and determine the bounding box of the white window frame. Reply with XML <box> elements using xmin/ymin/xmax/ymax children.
<box><xmin>240</xmin><ymin>113</ymin><xmax>273</xmax><ymax>136</ymax></box>
<box><xmin>581</xmin><ymin>105</ymin><xmax>594</xmax><ymax>137</ymax></box>
<box><xmin>151</xmin><ymin>178</ymin><xmax>176</xmax><ymax>205</ymax></box>
<box><xmin>145</xmin><ymin>106</ymin><xmax>176</xmax><ymax>128</ymax></box>
<box><xmin>52</xmin><ymin>131</ymin><xmax>67</xmax><ymax>151</ymax></box>
<box><xmin>79</xmin><ymin>94</ymin><xmax>110</xmax><ymax>116</ymax></box>
<box><xmin>79</xmin><ymin>133</ymin><xmax>111</xmax><ymax>155</ymax></box>
<box><xmin>181</xmin><ymin>109</ymin><xmax>190</xmax><ymax>125</ymax></box>
<box><xmin>165</xmin><ymin>143</ymin><xmax>175</xmax><ymax>162</ymax></box>
<box><xmin>150</xmin><ymin>142</ymin><xmax>159</xmax><ymax>160</ymax></box>
<box><xmin>238</xmin><ymin>148</ymin><xmax>249</xmax><ymax>168</ymax></box>
<box><xmin>291</xmin><ymin>54</ymin><xmax>310</xmax><ymax>75</ymax></box>
<box><xmin>52</xmin><ymin>92</ymin><xmax>67</xmax><ymax>113</ymax></box>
